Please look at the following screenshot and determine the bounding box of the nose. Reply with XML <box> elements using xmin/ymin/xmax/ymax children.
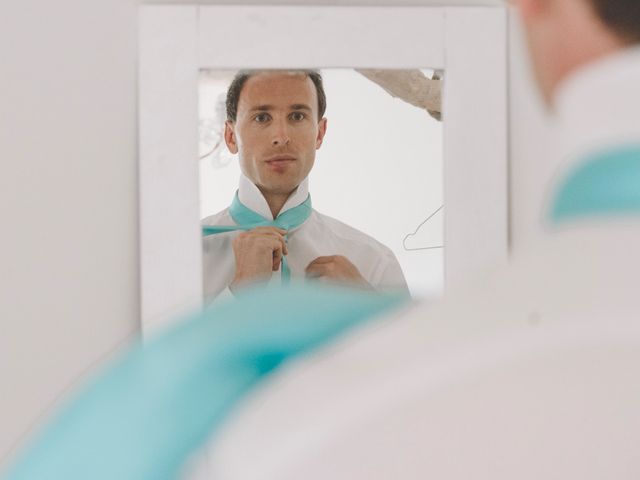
<box><xmin>271</xmin><ymin>119</ymin><xmax>291</xmax><ymax>147</ymax></box>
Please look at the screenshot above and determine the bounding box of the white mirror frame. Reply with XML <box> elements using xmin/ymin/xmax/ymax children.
<box><xmin>139</xmin><ymin>5</ymin><xmax>508</xmax><ymax>332</ymax></box>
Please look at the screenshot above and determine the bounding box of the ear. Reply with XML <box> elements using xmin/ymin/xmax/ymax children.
<box><xmin>315</xmin><ymin>118</ymin><xmax>328</xmax><ymax>149</ymax></box>
<box><xmin>517</xmin><ymin>0</ymin><xmax>547</xmax><ymax>19</ymax></box>
<box><xmin>224</xmin><ymin>120</ymin><xmax>239</xmax><ymax>154</ymax></box>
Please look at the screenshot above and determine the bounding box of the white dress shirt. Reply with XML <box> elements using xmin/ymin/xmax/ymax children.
<box><xmin>201</xmin><ymin>48</ymin><xmax>640</xmax><ymax>479</ymax></box>
<box><xmin>202</xmin><ymin>174</ymin><xmax>409</xmax><ymax>300</ymax></box>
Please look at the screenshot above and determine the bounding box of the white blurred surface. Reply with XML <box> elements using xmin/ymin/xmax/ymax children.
<box><xmin>208</xmin><ymin>222</ymin><xmax>640</xmax><ymax>480</ymax></box>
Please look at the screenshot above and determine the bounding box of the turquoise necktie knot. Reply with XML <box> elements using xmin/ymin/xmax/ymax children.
<box><xmin>202</xmin><ymin>193</ymin><xmax>313</xmax><ymax>282</ymax></box>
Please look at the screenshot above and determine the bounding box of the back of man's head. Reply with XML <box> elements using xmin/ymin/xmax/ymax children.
<box><xmin>516</xmin><ymin>0</ymin><xmax>640</xmax><ymax>102</ymax></box>
<box><xmin>588</xmin><ymin>0</ymin><xmax>640</xmax><ymax>43</ymax></box>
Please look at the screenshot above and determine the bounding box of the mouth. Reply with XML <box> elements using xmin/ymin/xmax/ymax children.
<box><xmin>265</xmin><ymin>155</ymin><xmax>297</xmax><ymax>167</ymax></box>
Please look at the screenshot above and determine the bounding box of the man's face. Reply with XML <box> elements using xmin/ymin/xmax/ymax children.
<box><xmin>224</xmin><ymin>72</ymin><xmax>327</xmax><ymax>196</ymax></box>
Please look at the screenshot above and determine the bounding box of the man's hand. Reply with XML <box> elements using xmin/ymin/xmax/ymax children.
<box><xmin>230</xmin><ymin>227</ymin><xmax>288</xmax><ymax>293</ymax></box>
<box><xmin>305</xmin><ymin>255</ymin><xmax>373</xmax><ymax>290</ymax></box>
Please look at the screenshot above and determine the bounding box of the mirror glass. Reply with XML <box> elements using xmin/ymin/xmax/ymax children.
<box><xmin>199</xmin><ymin>68</ymin><xmax>443</xmax><ymax>301</ymax></box>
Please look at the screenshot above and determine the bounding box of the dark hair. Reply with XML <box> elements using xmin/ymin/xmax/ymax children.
<box><xmin>589</xmin><ymin>0</ymin><xmax>640</xmax><ymax>42</ymax></box>
<box><xmin>225</xmin><ymin>70</ymin><xmax>327</xmax><ymax>122</ymax></box>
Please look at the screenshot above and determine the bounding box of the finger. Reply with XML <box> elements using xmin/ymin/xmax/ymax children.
<box><xmin>268</xmin><ymin>233</ymin><xmax>288</xmax><ymax>256</ymax></box>
<box><xmin>305</xmin><ymin>263</ymin><xmax>327</xmax><ymax>278</ymax></box>
<box><xmin>249</xmin><ymin>230</ymin><xmax>288</xmax><ymax>256</ymax></box>
<box><xmin>245</xmin><ymin>231</ymin><xmax>287</xmax><ymax>256</ymax></box>
<box><xmin>264</xmin><ymin>238</ymin><xmax>283</xmax><ymax>271</ymax></box>
<box><xmin>307</xmin><ymin>255</ymin><xmax>336</xmax><ymax>267</ymax></box>
<box><xmin>250</xmin><ymin>226</ymin><xmax>288</xmax><ymax>236</ymax></box>
<box><xmin>306</xmin><ymin>271</ymin><xmax>332</xmax><ymax>285</ymax></box>
<box><xmin>305</xmin><ymin>269</ymin><xmax>322</xmax><ymax>279</ymax></box>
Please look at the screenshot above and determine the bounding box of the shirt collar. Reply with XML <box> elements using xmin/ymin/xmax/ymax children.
<box><xmin>554</xmin><ymin>46</ymin><xmax>640</xmax><ymax>173</ymax></box>
<box><xmin>237</xmin><ymin>174</ymin><xmax>310</xmax><ymax>220</ymax></box>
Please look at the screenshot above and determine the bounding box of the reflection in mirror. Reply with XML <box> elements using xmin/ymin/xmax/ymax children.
<box><xmin>199</xmin><ymin>69</ymin><xmax>443</xmax><ymax>302</ymax></box>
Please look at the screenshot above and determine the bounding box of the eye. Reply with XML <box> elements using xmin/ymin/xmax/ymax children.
<box><xmin>290</xmin><ymin>111</ymin><xmax>306</xmax><ymax>121</ymax></box>
<box><xmin>254</xmin><ymin>113</ymin><xmax>271</xmax><ymax>123</ymax></box>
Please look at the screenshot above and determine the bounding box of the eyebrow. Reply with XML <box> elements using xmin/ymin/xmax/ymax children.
<box><xmin>290</xmin><ymin>104</ymin><xmax>312</xmax><ymax>111</ymax></box>
<box><xmin>249</xmin><ymin>104</ymin><xmax>312</xmax><ymax>112</ymax></box>
<box><xmin>248</xmin><ymin>105</ymin><xmax>274</xmax><ymax>113</ymax></box>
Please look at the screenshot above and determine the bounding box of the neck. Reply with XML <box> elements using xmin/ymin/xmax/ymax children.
<box><xmin>259</xmin><ymin>188</ymin><xmax>295</xmax><ymax>218</ymax></box>
<box><xmin>548</xmin><ymin>2</ymin><xmax>627</xmax><ymax>101</ymax></box>
<box><xmin>553</xmin><ymin>45</ymin><xmax>640</xmax><ymax>172</ymax></box>
<box><xmin>237</xmin><ymin>174</ymin><xmax>308</xmax><ymax>220</ymax></box>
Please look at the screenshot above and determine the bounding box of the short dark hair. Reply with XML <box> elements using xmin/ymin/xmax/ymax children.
<box><xmin>589</xmin><ymin>0</ymin><xmax>640</xmax><ymax>43</ymax></box>
<box><xmin>225</xmin><ymin>70</ymin><xmax>327</xmax><ymax>122</ymax></box>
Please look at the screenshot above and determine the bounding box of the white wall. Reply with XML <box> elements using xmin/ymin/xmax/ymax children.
<box><xmin>0</xmin><ymin>0</ymin><xmax>140</xmax><ymax>466</ymax></box>
<box><xmin>0</xmin><ymin>0</ymin><xmax>549</xmax><ymax>469</ymax></box>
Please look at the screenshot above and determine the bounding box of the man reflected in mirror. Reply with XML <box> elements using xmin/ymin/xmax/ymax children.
<box><xmin>202</xmin><ymin>70</ymin><xmax>409</xmax><ymax>300</ymax></box>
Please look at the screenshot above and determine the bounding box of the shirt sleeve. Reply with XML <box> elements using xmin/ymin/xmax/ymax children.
<box><xmin>372</xmin><ymin>250</ymin><xmax>411</xmax><ymax>298</ymax></box>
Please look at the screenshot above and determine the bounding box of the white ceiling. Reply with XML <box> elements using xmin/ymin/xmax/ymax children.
<box><xmin>149</xmin><ymin>0</ymin><xmax>505</xmax><ymax>6</ymax></box>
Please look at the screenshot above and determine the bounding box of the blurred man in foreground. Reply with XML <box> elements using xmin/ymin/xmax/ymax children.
<box><xmin>204</xmin><ymin>1</ymin><xmax>640</xmax><ymax>478</ymax></box>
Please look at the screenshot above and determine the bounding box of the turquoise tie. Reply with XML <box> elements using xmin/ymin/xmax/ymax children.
<box><xmin>3</xmin><ymin>285</ymin><xmax>406</xmax><ymax>480</ymax></box>
<box><xmin>550</xmin><ymin>144</ymin><xmax>640</xmax><ymax>223</ymax></box>
<box><xmin>203</xmin><ymin>193</ymin><xmax>313</xmax><ymax>283</ymax></box>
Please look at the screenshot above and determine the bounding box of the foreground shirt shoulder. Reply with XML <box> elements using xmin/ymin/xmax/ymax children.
<box><xmin>207</xmin><ymin>223</ymin><xmax>640</xmax><ymax>480</ymax></box>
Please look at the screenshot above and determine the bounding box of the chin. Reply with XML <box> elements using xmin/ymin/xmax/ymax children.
<box><xmin>263</xmin><ymin>180</ymin><xmax>300</xmax><ymax>195</ymax></box>
<box><xmin>275</xmin><ymin>183</ymin><xmax>300</xmax><ymax>195</ymax></box>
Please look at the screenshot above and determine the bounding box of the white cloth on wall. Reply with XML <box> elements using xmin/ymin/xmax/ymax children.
<box><xmin>202</xmin><ymin>174</ymin><xmax>409</xmax><ymax>301</ymax></box>
<box><xmin>201</xmin><ymin>48</ymin><xmax>640</xmax><ymax>479</ymax></box>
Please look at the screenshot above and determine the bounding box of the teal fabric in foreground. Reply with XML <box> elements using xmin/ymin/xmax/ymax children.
<box><xmin>202</xmin><ymin>193</ymin><xmax>313</xmax><ymax>283</ymax></box>
<box><xmin>3</xmin><ymin>285</ymin><xmax>405</xmax><ymax>480</ymax></box>
<box><xmin>550</xmin><ymin>144</ymin><xmax>640</xmax><ymax>223</ymax></box>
